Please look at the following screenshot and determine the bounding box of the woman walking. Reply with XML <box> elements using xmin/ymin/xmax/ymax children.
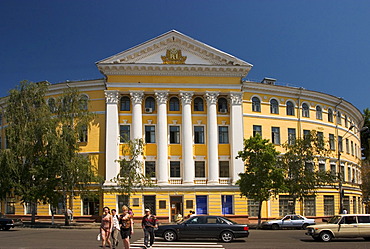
<box><xmin>120</xmin><ymin>205</ymin><xmax>134</xmax><ymax>249</ymax></box>
<box><xmin>100</xmin><ymin>207</ymin><xmax>113</xmax><ymax>249</ymax></box>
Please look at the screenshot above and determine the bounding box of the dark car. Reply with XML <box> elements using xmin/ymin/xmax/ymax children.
<box><xmin>154</xmin><ymin>215</ymin><xmax>249</xmax><ymax>243</ymax></box>
<box><xmin>0</xmin><ymin>213</ymin><xmax>15</xmax><ymax>231</ymax></box>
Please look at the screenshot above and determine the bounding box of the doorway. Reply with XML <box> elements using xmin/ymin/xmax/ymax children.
<box><xmin>170</xmin><ymin>196</ymin><xmax>183</xmax><ymax>222</ymax></box>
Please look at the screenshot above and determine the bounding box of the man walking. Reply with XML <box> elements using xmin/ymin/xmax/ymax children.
<box><xmin>141</xmin><ymin>208</ymin><xmax>158</xmax><ymax>249</ymax></box>
<box><xmin>111</xmin><ymin>209</ymin><xmax>120</xmax><ymax>249</ymax></box>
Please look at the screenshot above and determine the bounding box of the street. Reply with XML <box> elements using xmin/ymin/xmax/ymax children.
<box><xmin>1</xmin><ymin>228</ymin><xmax>370</xmax><ymax>249</ymax></box>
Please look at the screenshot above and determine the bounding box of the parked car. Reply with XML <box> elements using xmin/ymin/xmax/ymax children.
<box><xmin>154</xmin><ymin>215</ymin><xmax>249</xmax><ymax>243</ymax></box>
<box><xmin>262</xmin><ymin>214</ymin><xmax>315</xmax><ymax>230</ymax></box>
<box><xmin>0</xmin><ymin>213</ymin><xmax>21</xmax><ymax>230</ymax></box>
<box><xmin>306</xmin><ymin>214</ymin><xmax>370</xmax><ymax>242</ymax></box>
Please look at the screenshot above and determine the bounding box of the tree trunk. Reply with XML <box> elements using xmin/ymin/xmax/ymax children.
<box><xmin>257</xmin><ymin>200</ymin><xmax>263</xmax><ymax>229</ymax></box>
<box><xmin>31</xmin><ymin>202</ymin><xmax>36</xmax><ymax>224</ymax></box>
<box><xmin>50</xmin><ymin>206</ymin><xmax>55</xmax><ymax>225</ymax></box>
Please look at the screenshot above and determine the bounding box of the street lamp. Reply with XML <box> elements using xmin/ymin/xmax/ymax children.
<box><xmin>338</xmin><ymin>125</ymin><xmax>368</xmax><ymax>214</ymax></box>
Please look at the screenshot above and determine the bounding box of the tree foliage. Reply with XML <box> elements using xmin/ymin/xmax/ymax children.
<box><xmin>361</xmin><ymin>108</ymin><xmax>370</xmax><ymax>210</ymax></box>
<box><xmin>280</xmin><ymin>130</ymin><xmax>336</xmax><ymax>213</ymax></box>
<box><xmin>110</xmin><ymin>138</ymin><xmax>154</xmax><ymax>198</ymax></box>
<box><xmin>237</xmin><ymin>135</ymin><xmax>285</xmax><ymax>227</ymax></box>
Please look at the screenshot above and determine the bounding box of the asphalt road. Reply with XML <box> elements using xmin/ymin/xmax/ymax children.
<box><xmin>1</xmin><ymin>228</ymin><xmax>370</xmax><ymax>249</ymax></box>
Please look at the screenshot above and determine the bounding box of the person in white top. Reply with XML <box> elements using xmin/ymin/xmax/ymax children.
<box><xmin>111</xmin><ymin>209</ymin><xmax>120</xmax><ymax>249</ymax></box>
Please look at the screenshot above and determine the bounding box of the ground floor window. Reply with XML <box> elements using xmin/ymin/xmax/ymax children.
<box><xmin>52</xmin><ymin>199</ymin><xmax>64</xmax><ymax>215</ymax></box>
<box><xmin>25</xmin><ymin>202</ymin><xmax>37</xmax><ymax>215</ymax></box>
<box><xmin>196</xmin><ymin>195</ymin><xmax>208</xmax><ymax>215</ymax></box>
<box><xmin>353</xmin><ymin>196</ymin><xmax>357</xmax><ymax>214</ymax></box>
<box><xmin>324</xmin><ymin>195</ymin><xmax>334</xmax><ymax>216</ymax></box>
<box><xmin>143</xmin><ymin>195</ymin><xmax>156</xmax><ymax>215</ymax></box>
<box><xmin>279</xmin><ymin>195</ymin><xmax>294</xmax><ymax>216</ymax></box>
<box><xmin>118</xmin><ymin>195</ymin><xmax>129</xmax><ymax>212</ymax></box>
<box><xmin>83</xmin><ymin>197</ymin><xmax>99</xmax><ymax>215</ymax></box>
<box><xmin>248</xmin><ymin>199</ymin><xmax>259</xmax><ymax>217</ymax></box>
<box><xmin>343</xmin><ymin>196</ymin><xmax>350</xmax><ymax>213</ymax></box>
<box><xmin>221</xmin><ymin>195</ymin><xmax>233</xmax><ymax>215</ymax></box>
<box><xmin>5</xmin><ymin>196</ymin><xmax>15</xmax><ymax>214</ymax></box>
<box><xmin>304</xmin><ymin>196</ymin><xmax>316</xmax><ymax>216</ymax></box>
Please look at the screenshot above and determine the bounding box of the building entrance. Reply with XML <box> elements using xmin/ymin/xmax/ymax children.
<box><xmin>170</xmin><ymin>196</ymin><xmax>183</xmax><ymax>222</ymax></box>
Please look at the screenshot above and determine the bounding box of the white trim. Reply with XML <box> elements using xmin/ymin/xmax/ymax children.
<box><xmin>106</xmin><ymin>82</ymin><xmax>242</xmax><ymax>90</ymax></box>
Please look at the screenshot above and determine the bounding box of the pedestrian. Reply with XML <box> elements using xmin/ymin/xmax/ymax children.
<box><xmin>100</xmin><ymin>206</ymin><xmax>113</xmax><ymax>249</ymax></box>
<box><xmin>141</xmin><ymin>208</ymin><xmax>158</xmax><ymax>249</ymax></box>
<box><xmin>111</xmin><ymin>209</ymin><xmax>120</xmax><ymax>249</ymax></box>
<box><xmin>190</xmin><ymin>210</ymin><xmax>196</xmax><ymax>217</ymax></box>
<box><xmin>120</xmin><ymin>205</ymin><xmax>133</xmax><ymax>249</ymax></box>
<box><xmin>343</xmin><ymin>208</ymin><xmax>348</xmax><ymax>214</ymax></box>
<box><xmin>67</xmin><ymin>208</ymin><xmax>73</xmax><ymax>222</ymax></box>
<box><xmin>174</xmin><ymin>211</ymin><xmax>183</xmax><ymax>224</ymax></box>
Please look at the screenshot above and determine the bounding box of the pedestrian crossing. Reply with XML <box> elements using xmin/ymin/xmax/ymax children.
<box><xmin>130</xmin><ymin>238</ymin><xmax>224</xmax><ymax>249</ymax></box>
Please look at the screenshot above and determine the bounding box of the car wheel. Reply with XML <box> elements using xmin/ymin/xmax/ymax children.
<box><xmin>302</xmin><ymin>223</ymin><xmax>309</xmax><ymax>230</ymax></box>
<box><xmin>3</xmin><ymin>227</ymin><xmax>10</xmax><ymax>231</ymax></box>
<box><xmin>319</xmin><ymin>231</ymin><xmax>332</xmax><ymax>242</ymax></box>
<box><xmin>271</xmin><ymin>224</ymin><xmax>279</xmax><ymax>230</ymax></box>
<box><xmin>220</xmin><ymin>231</ymin><xmax>234</xmax><ymax>243</ymax></box>
<box><xmin>163</xmin><ymin>230</ymin><xmax>177</xmax><ymax>242</ymax></box>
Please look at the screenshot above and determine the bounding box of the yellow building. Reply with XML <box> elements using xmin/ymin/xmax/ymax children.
<box><xmin>0</xmin><ymin>30</ymin><xmax>363</xmax><ymax>222</ymax></box>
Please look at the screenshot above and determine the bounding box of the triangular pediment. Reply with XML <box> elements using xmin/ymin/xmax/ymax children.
<box><xmin>97</xmin><ymin>30</ymin><xmax>253</xmax><ymax>77</ymax></box>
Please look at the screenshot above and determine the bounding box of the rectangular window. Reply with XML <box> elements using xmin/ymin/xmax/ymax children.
<box><xmin>303</xmin><ymin>130</ymin><xmax>311</xmax><ymax>141</ymax></box>
<box><xmin>83</xmin><ymin>197</ymin><xmax>99</xmax><ymax>215</ymax></box>
<box><xmin>338</xmin><ymin>136</ymin><xmax>343</xmax><ymax>152</ymax></box>
<box><xmin>329</xmin><ymin>134</ymin><xmax>335</xmax><ymax>150</ymax></box>
<box><xmin>5</xmin><ymin>196</ymin><xmax>15</xmax><ymax>214</ymax></box>
<box><xmin>317</xmin><ymin>132</ymin><xmax>324</xmax><ymax>148</ymax></box>
<box><xmin>221</xmin><ymin>195</ymin><xmax>233</xmax><ymax>215</ymax></box>
<box><xmin>194</xmin><ymin>126</ymin><xmax>205</xmax><ymax>144</ymax></box>
<box><xmin>25</xmin><ymin>202</ymin><xmax>37</xmax><ymax>215</ymax></box>
<box><xmin>288</xmin><ymin>128</ymin><xmax>296</xmax><ymax>145</ymax></box>
<box><xmin>170</xmin><ymin>126</ymin><xmax>180</xmax><ymax>144</ymax></box>
<box><xmin>196</xmin><ymin>195</ymin><xmax>208</xmax><ymax>215</ymax></box>
<box><xmin>304</xmin><ymin>196</ymin><xmax>316</xmax><ymax>216</ymax></box>
<box><xmin>330</xmin><ymin>164</ymin><xmax>336</xmax><ymax>176</ymax></box>
<box><xmin>343</xmin><ymin>196</ymin><xmax>350</xmax><ymax>214</ymax></box>
<box><xmin>118</xmin><ymin>195</ymin><xmax>129</xmax><ymax>212</ymax></box>
<box><xmin>319</xmin><ymin>163</ymin><xmax>326</xmax><ymax>172</ymax></box>
<box><xmin>132</xmin><ymin>198</ymin><xmax>139</xmax><ymax>207</ymax></box>
<box><xmin>353</xmin><ymin>196</ymin><xmax>357</xmax><ymax>214</ymax></box>
<box><xmin>195</xmin><ymin>161</ymin><xmax>205</xmax><ymax>178</ymax></box>
<box><xmin>219</xmin><ymin>161</ymin><xmax>229</xmax><ymax>177</ymax></box>
<box><xmin>247</xmin><ymin>199</ymin><xmax>259</xmax><ymax>217</ymax></box>
<box><xmin>78</xmin><ymin>125</ymin><xmax>88</xmax><ymax>143</ymax></box>
<box><xmin>253</xmin><ymin>125</ymin><xmax>262</xmax><ymax>137</ymax></box>
<box><xmin>351</xmin><ymin>141</ymin><xmax>354</xmax><ymax>155</ymax></box>
<box><xmin>271</xmin><ymin>127</ymin><xmax>280</xmax><ymax>145</ymax></box>
<box><xmin>170</xmin><ymin>161</ymin><xmax>181</xmax><ymax>177</ymax></box>
<box><xmin>145</xmin><ymin>126</ymin><xmax>156</xmax><ymax>143</ymax></box>
<box><xmin>120</xmin><ymin>125</ymin><xmax>130</xmax><ymax>143</ymax></box>
<box><xmin>186</xmin><ymin>200</ymin><xmax>193</xmax><ymax>209</ymax></box>
<box><xmin>159</xmin><ymin>200</ymin><xmax>166</xmax><ymax>209</ymax></box>
<box><xmin>145</xmin><ymin>161</ymin><xmax>156</xmax><ymax>177</ymax></box>
<box><xmin>346</xmin><ymin>138</ymin><xmax>349</xmax><ymax>154</ymax></box>
<box><xmin>305</xmin><ymin>162</ymin><xmax>314</xmax><ymax>172</ymax></box>
<box><xmin>324</xmin><ymin>195</ymin><xmax>335</xmax><ymax>216</ymax></box>
<box><xmin>218</xmin><ymin>126</ymin><xmax>229</xmax><ymax>144</ymax></box>
<box><xmin>348</xmin><ymin>167</ymin><xmax>352</xmax><ymax>182</ymax></box>
<box><xmin>143</xmin><ymin>195</ymin><xmax>156</xmax><ymax>215</ymax></box>
<box><xmin>279</xmin><ymin>195</ymin><xmax>294</xmax><ymax>216</ymax></box>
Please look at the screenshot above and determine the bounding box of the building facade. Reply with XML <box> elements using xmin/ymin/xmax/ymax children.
<box><xmin>0</xmin><ymin>30</ymin><xmax>363</xmax><ymax>221</ymax></box>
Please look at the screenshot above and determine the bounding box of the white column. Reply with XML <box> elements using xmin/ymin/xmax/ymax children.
<box><xmin>104</xmin><ymin>90</ymin><xmax>120</xmax><ymax>183</ymax></box>
<box><xmin>155</xmin><ymin>91</ymin><xmax>169</xmax><ymax>185</ymax></box>
<box><xmin>229</xmin><ymin>92</ymin><xmax>244</xmax><ymax>184</ymax></box>
<box><xmin>205</xmin><ymin>92</ymin><xmax>219</xmax><ymax>185</ymax></box>
<box><xmin>180</xmin><ymin>91</ymin><xmax>194</xmax><ymax>185</ymax></box>
<box><xmin>130</xmin><ymin>91</ymin><xmax>144</xmax><ymax>140</ymax></box>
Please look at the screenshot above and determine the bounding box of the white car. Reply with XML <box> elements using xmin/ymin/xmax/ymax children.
<box><xmin>262</xmin><ymin>214</ymin><xmax>315</xmax><ymax>230</ymax></box>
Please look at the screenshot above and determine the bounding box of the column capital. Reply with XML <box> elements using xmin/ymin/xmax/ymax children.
<box><xmin>204</xmin><ymin>92</ymin><xmax>219</xmax><ymax>105</ymax></box>
<box><xmin>229</xmin><ymin>92</ymin><xmax>243</xmax><ymax>105</ymax></box>
<box><xmin>179</xmin><ymin>91</ymin><xmax>194</xmax><ymax>105</ymax></box>
<box><xmin>130</xmin><ymin>91</ymin><xmax>144</xmax><ymax>104</ymax></box>
<box><xmin>155</xmin><ymin>91</ymin><xmax>169</xmax><ymax>105</ymax></box>
<box><xmin>104</xmin><ymin>90</ymin><xmax>119</xmax><ymax>104</ymax></box>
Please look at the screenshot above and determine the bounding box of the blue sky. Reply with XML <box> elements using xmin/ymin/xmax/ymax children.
<box><xmin>1</xmin><ymin>0</ymin><xmax>369</xmax><ymax>112</ymax></box>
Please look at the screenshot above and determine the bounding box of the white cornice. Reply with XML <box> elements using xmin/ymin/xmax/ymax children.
<box><xmin>106</xmin><ymin>82</ymin><xmax>241</xmax><ymax>90</ymax></box>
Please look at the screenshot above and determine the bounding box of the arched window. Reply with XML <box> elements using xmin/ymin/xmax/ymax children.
<box><xmin>145</xmin><ymin>97</ymin><xmax>156</xmax><ymax>112</ymax></box>
<box><xmin>302</xmin><ymin>103</ymin><xmax>310</xmax><ymax>118</ymax></box>
<box><xmin>270</xmin><ymin>99</ymin><xmax>279</xmax><ymax>114</ymax></box>
<box><xmin>194</xmin><ymin>97</ymin><xmax>204</xmax><ymax>111</ymax></box>
<box><xmin>120</xmin><ymin>96</ymin><xmax>130</xmax><ymax>111</ymax></box>
<box><xmin>328</xmin><ymin>108</ymin><xmax>333</xmax><ymax>122</ymax></box>
<box><xmin>286</xmin><ymin>101</ymin><xmax>295</xmax><ymax>116</ymax></box>
<box><xmin>79</xmin><ymin>94</ymin><xmax>88</xmax><ymax>110</ymax></box>
<box><xmin>169</xmin><ymin>97</ymin><xmax>180</xmax><ymax>111</ymax></box>
<box><xmin>48</xmin><ymin>98</ymin><xmax>56</xmax><ymax>113</ymax></box>
<box><xmin>252</xmin><ymin>97</ymin><xmax>261</xmax><ymax>112</ymax></box>
<box><xmin>316</xmin><ymin>105</ymin><xmax>322</xmax><ymax>120</ymax></box>
<box><xmin>337</xmin><ymin>111</ymin><xmax>342</xmax><ymax>125</ymax></box>
<box><xmin>218</xmin><ymin>97</ymin><xmax>228</xmax><ymax>113</ymax></box>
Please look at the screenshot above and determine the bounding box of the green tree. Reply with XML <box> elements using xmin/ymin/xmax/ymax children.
<box><xmin>1</xmin><ymin>81</ymin><xmax>54</xmax><ymax>223</ymax></box>
<box><xmin>47</xmin><ymin>87</ymin><xmax>101</xmax><ymax>226</ymax></box>
<box><xmin>110</xmin><ymin>138</ymin><xmax>154</xmax><ymax>200</ymax></box>
<box><xmin>361</xmin><ymin>108</ymin><xmax>370</xmax><ymax>212</ymax></box>
<box><xmin>280</xmin><ymin>130</ymin><xmax>335</xmax><ymax>214</ymax></box>
<box><xmin>237</xmin><ymin>135</ymin><xmax>285</xmax><ymax>227</ymax></box>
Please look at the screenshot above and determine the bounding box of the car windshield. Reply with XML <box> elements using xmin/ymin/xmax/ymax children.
<box><xmin>328</xmin><ymin>216</ymin><xmax>342</xmax><ymax>224</ymax></box>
